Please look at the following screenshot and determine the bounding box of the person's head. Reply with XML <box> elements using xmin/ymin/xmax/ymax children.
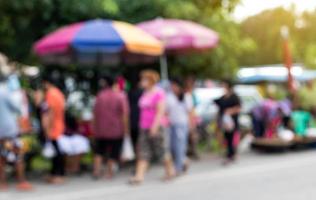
<box><xmin>42</xmin><ymin>74</ymin><xmax>55</xmax><ymax>91</ymax></box>
<box><xmin>222</xmin><ymin>79</ymin><xmax>234</xmax><ymax>94</ymax></box>
<box><xmin>99</xmin><ymin>75</ymin><xmax>115</xmax><ymax>90</ymax></box>
<box><xmin>170</xmin><ymin>77</ymin><xmax>185</xmax><ymax>101</ymax></box>
<box><xmin>184</xmin><ymin>76</ymin><xmax>195</xmax><ymax>92</ymax></box>
<box><xmin>140</xmin><ymin>70</ymin><xmax>160</xmax><ymax>90</ymax></box>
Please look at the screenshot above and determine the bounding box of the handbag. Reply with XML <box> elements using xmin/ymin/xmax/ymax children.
<box><xmin>121</xmin><ymin>135</ymin><xmax>135</xmax><ymax>161</ymax></box>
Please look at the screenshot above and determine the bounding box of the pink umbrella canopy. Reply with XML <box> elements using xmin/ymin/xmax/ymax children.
<box><xmin>137</xmin><ymin>18</ymin><xmax>219</xmax><ymax>52</ymax></box>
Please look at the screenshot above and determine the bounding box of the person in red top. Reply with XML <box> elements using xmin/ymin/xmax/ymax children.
<box><xmin>93</xmin><ymin>75</ymin><xmax>129</xmax><ymax>179</ymax></box>
<box><xmin>42</xmin><ymin>75</ymin><xmax>66</xmax><ymax>184</ymax></box>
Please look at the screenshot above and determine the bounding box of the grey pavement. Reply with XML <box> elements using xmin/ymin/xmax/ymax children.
<box><xmin>2</xmin><ymin>150</ymin><xmax>316</xmax><ymax>200</ymax></box>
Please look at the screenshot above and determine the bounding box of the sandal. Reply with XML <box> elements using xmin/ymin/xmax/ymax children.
<box><xmin>128</xmin><ymin>177</ymin><xmax>143</xmax><ymax>185</ymax></box>
<box><xmin>16</xmin><ymin>181</ymin><xmax>33</xmax><ymax>191</ymax></box>
<box><xmin>161</xmin><ymin>174</ymin><xmax>176</xmax><ymax>182</ymax></box>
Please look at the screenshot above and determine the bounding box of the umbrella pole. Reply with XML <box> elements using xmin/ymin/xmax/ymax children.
<box><xmin>160</xmin><ymin>54</ymin><xmax>168</xmax><ymax>80</ymax></box>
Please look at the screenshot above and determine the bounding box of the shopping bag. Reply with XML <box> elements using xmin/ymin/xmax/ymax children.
<box><xmin>42</xmin><ymin>142</ymin><xmax>55</xmax><ymax>158</ymax></box>
<box><xmin>121</xmin><ymin>135</ymin><xmax>135</xmax><ymax>161</ymax></box>
<box><xmin>222</xmin><ymin>114</ymin><xmax>235</xmax><ymax>132</ymax></box>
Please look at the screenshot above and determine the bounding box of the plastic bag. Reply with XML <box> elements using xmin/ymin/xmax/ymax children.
<box><xmin>42</xmin><ymin>142</ymin><xmax>55</xmax><ymax>158</ymax></box>
<box><xmin>278</xmin><ymin>129</ymin><xmax>295</xmax><ymax>141</ymax></box>
<box><xmin>222</xmin><ymin>114</ymin><xmax>235</xmax><ymax>132</ymax></box>
<box><xmin>121</xmin><ymin>135</ymin><xmax>135</xmax><ymax>161</ymax></box>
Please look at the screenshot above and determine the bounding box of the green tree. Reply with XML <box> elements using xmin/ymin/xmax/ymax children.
<box><xmin>240</xmin><ymin>7</ymin><xmax>297</xmax><ymax>66</ymax></box>
<box><xmin>0</xmin><ymin>0</ymin><xmax>248</xmax><ymax>79</ymax></box>
<box><xmin>0</xmin><ymin>0</ymin><xmax>120</xmax><ymax>63</ymax></box>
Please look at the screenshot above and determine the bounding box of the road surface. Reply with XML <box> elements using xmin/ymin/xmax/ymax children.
<box><xmin>2</xmin><ymin>150</ymin><xmax>316</xmax><ymax>200</ymax></box>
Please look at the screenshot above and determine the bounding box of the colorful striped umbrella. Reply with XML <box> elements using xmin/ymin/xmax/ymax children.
<box><xmin>33</xmin><ymin>19</ymin><xmax>163</xmax><ymax>66</ymax></box>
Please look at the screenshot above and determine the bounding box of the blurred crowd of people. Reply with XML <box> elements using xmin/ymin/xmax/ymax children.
<box><xmin>0</xmin><ymin>65</ymin><xmax>244</xmax><ymax>190</ymax></box>
<box><xmin>250</xmin><ymin>80</ymin><xmax>316</xmax><ymax>142</ymax></box>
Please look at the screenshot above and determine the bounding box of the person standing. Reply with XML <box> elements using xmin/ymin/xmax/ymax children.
<box><xmin>0</xmin><ymin>75</ymin><xmax>32</xmax><ymax>191</ymax></box>
<box><xmin>92</xmin><ymin>76</ymin><xmax>129</xmax><ymax>179</ymax></box>
<box><xmin>128</xmin><ymin>79</ymin><xmax>143</xmax><ymax>154</ymax></box>
<box><xmin>129</xmin><ymin>70</ymin><xmax>174</xmax><ymax>184</ymax></box>
<box><xmin>42</xmin><ymin>75</ymin><xmax>66</xmax><ymax>184</ymax></box>
<box><xmin>167</xmin><ymin>78</ymin><xmax>193</xmax><ymax>175</ymax></box>
<box><xmin>215</xmin><ymin>80</ymin><xmax>241</xmax><ymax>165</ymax></box>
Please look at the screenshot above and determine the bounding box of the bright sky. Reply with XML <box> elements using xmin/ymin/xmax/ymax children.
<box><xmin>234</xmin><ymin>0</ymin><xmax>316</xmax><ymax>21</ymax></box>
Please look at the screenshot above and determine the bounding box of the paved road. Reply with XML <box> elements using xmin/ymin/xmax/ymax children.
<box><xmin>2</xmin><ymin>150</ymin><xmax>316</xmax><ymax>200</ymax></box>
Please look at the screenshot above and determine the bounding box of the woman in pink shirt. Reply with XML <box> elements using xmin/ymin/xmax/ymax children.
<box><xmin>129</xmin><ymin>70</ymin><xmax>174</xmax><ymax>185</ymax></box>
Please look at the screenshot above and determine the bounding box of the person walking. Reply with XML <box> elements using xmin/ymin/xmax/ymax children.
<box><xmin>92</xmin><ymin>76</ymin><xmax>129</xmax><ymax>179</ymax></box>
<box><xmin>128</xmin><ymin>78</ymin><xmax>143</xmax><ymax>154</ymax></box>
<box><xmin>215</xmin><ymin>80</ymin><xmax>241</xmax><ymax>165</ymax></box>
<box><xmin>129</xmin><ymin>70</ymin><xmax>174</xmax><ymax>185</ymax></box>
<box><xmin>0</xmin><ymin>75</ymin><xmax>32</xmax><ymax>191</ymax></box>
<box><xmin>167</xmin><ymin>78</ymin><xmax>193</xmax><ymax>175</ymax></box>
<box><xmin>42</xmin><ymin>75</ymin><xmax>66</xmax><ymax>184</ymax></box>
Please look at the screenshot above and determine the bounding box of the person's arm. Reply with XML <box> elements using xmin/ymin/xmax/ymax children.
<box><xmin>185</xmin><ymin>94</ymin><xmax>195</xmax><ymax>130</ymax></box>
<box><xmin>42</xmin><ymin>107</ymin><xmax>53</xmax><ymax>139</ymax></box>
<box><xmin>150</xmin><ymin>96</ymin><xmax>166</xmax><ymax>137</ymax></box>
<box><xmin>43</xmin><ymin>93</ymin><xmax>55</xmax><ymax>139</ymax></box>
<box><xmin>6</xmin><ymin>95</ymin><xmax>21</xmax><ymax>115</ymax></box>
<box><xmin>92</xmin><ymin>96</ymin><xmax>99</xmax><ymax>135</ymax></box>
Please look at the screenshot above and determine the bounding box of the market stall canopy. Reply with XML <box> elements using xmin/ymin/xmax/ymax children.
<box><xmin>33</xmin><ymin>19</ymin><xmax>164</xmax><ymax>66</ymax></box>
<box><xmin>237</xmin><ymin>64</ymin><xmax>316</xmax><ymax>83</ymax></box>
<box><xmin>137</xmin><ymin>18</ymin><xmax>219</xmax><ymax>53</ymax></box>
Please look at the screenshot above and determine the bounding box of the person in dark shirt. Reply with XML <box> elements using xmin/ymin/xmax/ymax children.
<box><xmin>215</xmin><ymin>80</ymin><xmax>241</xmax><ymax>165</ymax></box>
<box><xmin>128</xmin><ymin>83</ymin><xmax>143</xmax><ymax>154</ymax></box>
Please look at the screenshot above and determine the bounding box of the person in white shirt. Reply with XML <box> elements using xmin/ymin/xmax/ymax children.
<box><xmin>166</xmin><ymin>78</ymin><xmax>193</xmax><ymax>175</ymax></box>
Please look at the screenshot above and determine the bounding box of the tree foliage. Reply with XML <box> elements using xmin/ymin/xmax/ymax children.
<box><xmin>0</xmin><ymin>0</ymin><xmax>253</xmax><ymax>79</ymax></box>
<box><xmin>240</xmin><ymin>6</ymin><xmax>316</xmax><ymax>69</ymax></box>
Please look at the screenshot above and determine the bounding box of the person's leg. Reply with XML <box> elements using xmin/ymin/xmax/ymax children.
<box><xmin>251</xmin><ymin>115</ymin><xmax>260</xmax><ymax>138</ymax></box>
<box><xmin>259</xmin><ymin>119</ymin><xmax>266</xmax><ymax>138</ymax></box>
<box><xmin>49</xmin><ymin>140</ymin><xmax>65</xmax><ymax>184</ymax></box>
<box><xmin>131</xmin><ymin>128</ymin><xmax>139</xmax><ymax>155</ymax></box>
<box><xmin>15</xmin><ymin>158</ymin><xmax>26</xmax><ymax>183</ymax></box>
<box><xmin>15</xmin><ymin>158</ymin><xmax>33</xmax><ymax>190</ymax></box>
<box><xmin>93</xmin><ymin>155</ymin><xmax>103</xmax><ymax>178</ymax></box>
<box><xmin>224</xmin><ymin>131</ymin><xmax>235</xmax><ymax>160</ymax></box>
<box><xmin>130</xmin><ymin>131</ymin><xmax>150</xmax><ymax>184</ymax></box>
<box><xmin>179</xmin><ymin>125</ymin><xmax>189</xmax><ymax>173</ymax></box>
<box><xmin>159</xmin><ymin>128</ymin><xmax>175</xmax><ymax>180</ymax></box>
<box><xmin>73</xmin><ymin>154</ymin><xmax>82</xmax><ymax>174</ymax></box>
<box><xmin>170</xmin><ymin>126</ymin><xmax>177</xmax><ymax>161</ymax></box>
<box><xmin>106</xmin><ymin>139</ymin><xmax>123</xmax><ymax>179</ymax></box>
<box><xmin>0</xmin><ymin>157</ymin><xmax>7</xmax><ymax>189</ymax></box>
<box><xmin>54</xmin><ymin>141</ymin><xmax>65</xmax><ymax>177</ymax></box>
<box><xmin>188</xmin><ymin>128</ymin><xmax>199</xmax><ymax>159</ymax></box>
<box><xmin>93</xmin><ymin>140</ymin><xmax>104</xmax><ymax>178</ymax></box>
<box><xmin>131</xmin><ymin>159</ymin><xmax>148</xmax><ymax>183</ymax></box>
<box><xmin>65</xmin><ymin>155</ymin><xmax>72</xmax><ymax>174</ymax></box>
<box><xmin>13</xmin><ymin>140</ymin><xmax>33</xmax><ymax>190</ymax></box>
<box><xmin>173</xmin><ymin>125</ymin><xmax>189</xmax><ymax>174</ymax></box>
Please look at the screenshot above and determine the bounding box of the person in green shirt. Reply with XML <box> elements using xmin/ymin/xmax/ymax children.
<box><xmin>291</xmin><ymin>108</ymin><xmax>311</xmax><ymax>137</ymax></box>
